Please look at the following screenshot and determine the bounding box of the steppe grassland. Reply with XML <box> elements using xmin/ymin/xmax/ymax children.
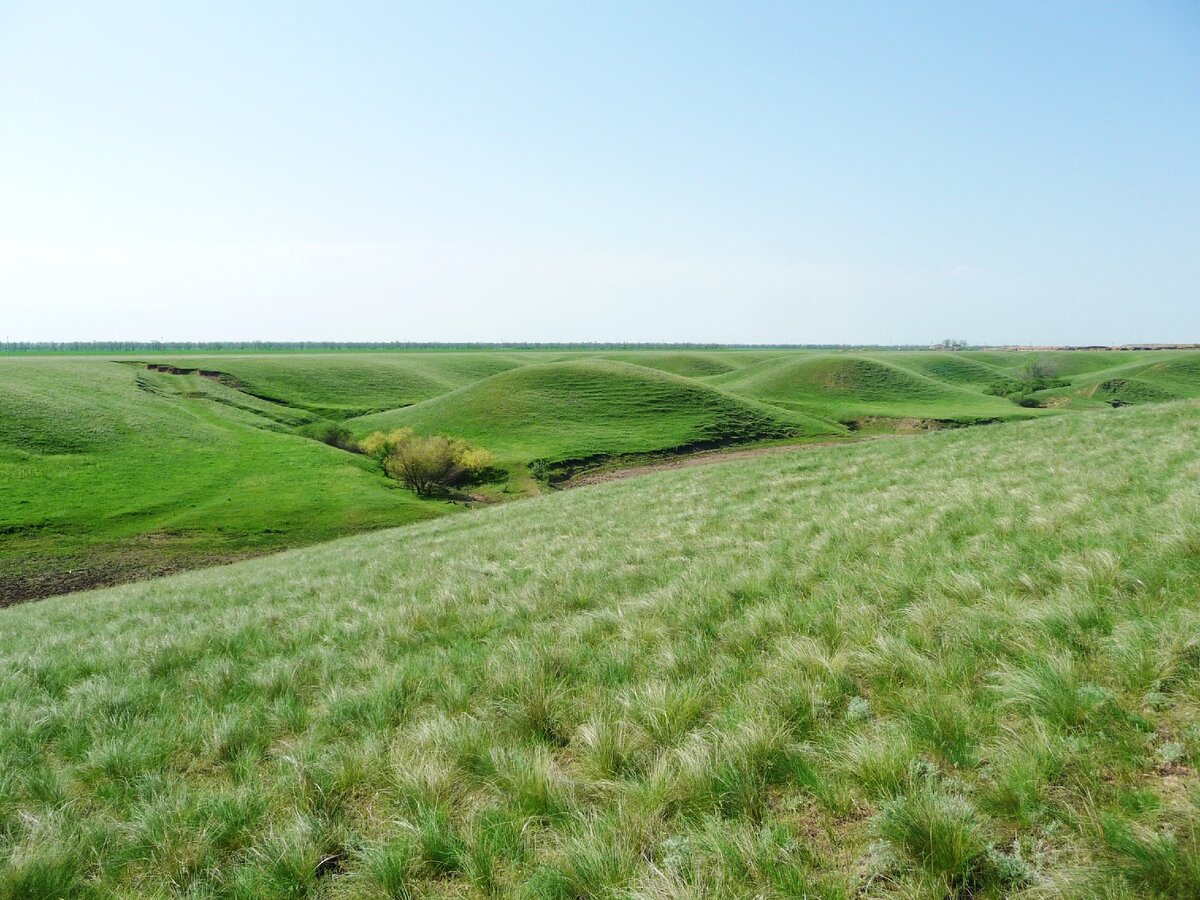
<box><xmin>2</xmin><ymin>402</ymin><xmax>1199</xmax><ymax>897</ymax></box>
<box><xmin>6</xmin><ymin>347</ymin><xmax>1200</xmax><ymax>603</ymax></box>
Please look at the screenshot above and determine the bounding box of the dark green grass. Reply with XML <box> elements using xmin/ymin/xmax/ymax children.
<box><xmin>3</xmin><ymin>402</ymin><xmax>1200</xmax><ymax>896</ymax></box>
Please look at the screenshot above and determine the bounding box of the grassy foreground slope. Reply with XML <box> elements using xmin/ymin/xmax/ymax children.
<box><xmin>350</xmin><ymin>359</ymin><xmax>840</xmax><ymax>469</ymax></box>
<box><xmin>0</xmin><ymin>359</ymin><xmax>444</xmax><ymax>603</ymax></box>
<box><xmin>4</xmin><ymin>404</ymin><xmax>1200</xmax><ymax>897</ymax></box>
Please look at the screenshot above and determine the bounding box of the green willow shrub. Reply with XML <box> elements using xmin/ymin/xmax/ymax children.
<box><xmin>361</xmin><ymin>428</ymin><xmax>494</xmax><ymax>495</ymax></box>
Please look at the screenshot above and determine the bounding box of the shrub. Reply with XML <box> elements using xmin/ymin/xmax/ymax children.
<box><xmin>361</xmin><ymin>429</ymin><xmax>495</xmax><ymax>496</ymax></box>
<box><xmin>984</xmin><ymin>356</ymin><xmax>1067</xmax><ymax>406</ymax></box>
<box><xmin>1008</xmin><ymin>392</ymin><xmax>1044</xmax><ymax>409</ymax></box>
<box><xmin>360</xmin><ymin>427</ymin><xmax>414</xmax><ymax>460</ymax></box>
<box><xmin>302</xmin><ymin>423</ymin><xmax>361</xmax><ymax>452</ymax></box>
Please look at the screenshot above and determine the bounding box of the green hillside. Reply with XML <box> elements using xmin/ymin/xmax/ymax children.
<box><xmin>0</xmin><ymin>359</ymin><xmax>445</xmax><ymax>603</ymax></box>
<box><xmin>1033</xmin><ymin>352</ymin><xmax>1200</xmax><ymax>409</ymax></box>
<box><xmin>713</xmin><ymin>354</ymin><xmax>1032</xmax><ymax>423</ymax></box>
<box><xmin>3</xmin><ymin>402</ymin><xmax>1199</xmax><ymax>897</ymax></box>
<box><xmin>594</xmin><ymin>350</ymin><xmax>787</xmax><ymax>378</ymax></box>
<box><xmin>145</xmin><ymin>353</ymin><xmax>527</xmax><ymax>418</ymax></box>
<box><xmin>867</xmin><ymin>351</ymin><xmax>1006</xmax><ymax>387</ymax></box>
<box><xmin>8</xmin><ymin>348</ymin><xmax>1200</xmax><ymax>604</ymax></box>
<box><xmin>349</xmin><ymin>359</ymin><xmax>840</xmax><ymax>467</ymax></box>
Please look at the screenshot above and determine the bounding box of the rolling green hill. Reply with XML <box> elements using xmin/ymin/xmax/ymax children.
<box><xmin>349</xmin><ymin>359</ymin><xmax>841</xmax><ymax>468</ymax></box>
<box><xmin>8</xmin><ymin>348</ymin><xmax>1200</xmax><ymax>604</ymax></box>
<box><xmin>3</xmin><ymin>402</ymin><xmax>1199</xmax><ymax>897</ymax></box>
<box><xmin>0</xmin><ymin>359</ymin><xmax>446</xmax><ymax>603</ymax></box>
<box><xmin>593</xmin><ymin>350</ymin><xmax>787</xmax><ymax>378</ymax></box>
<box><xmin>712</xmin><ymin>354</ymin><xmax>1033</xmax><ymax>423</ymax></box>
<box><xmin>144</xmin><ymin>353</ymin><xmax>528</xmax><ymax>418</ymax></box>
<box><xmin>866</xmin><ymin>351</ymin><xmax>1006</xmax><ymax>388</ymax></box>
<box><xmin>1035</xmin><ymin>352</ymin><xmax>1200</xmax><ymax>409</ymax></box>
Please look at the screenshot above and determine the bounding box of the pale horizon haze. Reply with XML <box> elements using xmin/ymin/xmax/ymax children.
<box><xmin>1</xmin><ymin>2</ymin><xmax>1198</xmax><ymax>345</ymax></box>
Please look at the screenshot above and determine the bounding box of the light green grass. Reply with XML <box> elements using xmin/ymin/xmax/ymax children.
<box><xmin>3</xmin><ymin>402</ymin><xmax>1200</xmax><ymax>897</ymax></box>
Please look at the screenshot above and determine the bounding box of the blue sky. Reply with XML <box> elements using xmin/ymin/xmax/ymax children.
<box><xmin>1</xmin><ymin>1</ymin><xmax>1197</xmax><ymax>343</ymax></box>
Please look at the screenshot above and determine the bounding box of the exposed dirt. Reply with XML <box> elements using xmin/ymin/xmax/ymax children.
<box><xmin>145</xmin><ymin>364</ymin><xmax>232</xmax><ymax>383</ymax></box>
<box><xmin>845</xmin><ymin>416</ymin><xmax>944</xmax><ymax>433</ymax></box>
<box><xmin>0</xmin><ymin>550</ymin><xmax>266</xmax><ymax>608</ymax></box>
<box><xmin>558</xmin><ymin>436</ymin><xmax>883</xmax><ymax>489</ymax></box>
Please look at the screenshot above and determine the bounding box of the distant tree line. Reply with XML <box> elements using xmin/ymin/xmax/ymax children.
<box><xmin>0</xmin><ymin>341</ymin><xmax>937</xmax><ymax>353</ymax></box>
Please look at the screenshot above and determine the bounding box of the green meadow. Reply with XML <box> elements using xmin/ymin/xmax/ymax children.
<box><xmin>4</xmin><ymin>348</ymin><xmax>1200</xmax><ymax>603</ymax></box>
<box><xmin>3</xmin><ymin>397</ymin><xmax>1200</xmax><ymax>896</ymax></box>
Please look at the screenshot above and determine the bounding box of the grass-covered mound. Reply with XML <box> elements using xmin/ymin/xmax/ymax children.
<box><xmin>715</xmin><ymin>354</ymin><xmax>1028</xmax><ymax>423</ymax></box>
<box><xmin>4</xmin><ymin>402</ymin><xmax>1200</xmax><ymax>897</ymax></box>
<box><xmin>0</xmin><ymin>359</ymin><xmax>444</xmax><ymax>603</ymax></box>
<box><xmin>595</xmin><ymin>351</ymin><xmax>782</xmax><ymax>378</ymax></box>
<box><xmin>350</xmin><ymin>359</ymin><xmax>838</xmax><ymax>466</ymax></box>
<box><xmin>870</xmin><ymin>352</ymin><xmax>1007</xmax><ymax>387</ymax></box>
<box><xmin>1050</xmin><ymin>353</ymin><xmax>1200</xmax><ymax>409</ymax></box>
<box><xmin>148</xmin><ymin>353</ymin><xmax>527</xmax><ymax>418</ymax></box>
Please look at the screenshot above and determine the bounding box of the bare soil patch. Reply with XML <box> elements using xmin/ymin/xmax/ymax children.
<box><xmin>0</xmin><ymin>548</ymin><xmax>265</xmax><ymax>608</ymax></box>
<box><xmin>559</xmin><ymin>437</ymin><xmax>882</xmax><ymax>489</ymax></box>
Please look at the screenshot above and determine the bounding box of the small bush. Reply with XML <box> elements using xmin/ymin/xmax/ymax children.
<box><xmin>360</xmin><ymin>427</ymin><xmax>414</xmax><ymax>460</ymax></box>
<box><xmin>1008</xmin><ymin>392</ymin><xmax>1044</xmax><ymax>408</ymax></box>
<box><xmin>385</xmin><ymin>436</ymin><xmax>488</xmax><ymax>496</ymax></box>
<box><xmin>361</xmin><ymin>429</ymin><xmax>495</xmax><ymax>496</ymax></box>
<box><xmin>302</xmin><ymin>423</ymin><xmax>360</xmax><ymax>452</ymax></box>
<box><xmin>983</xmin><ymin>356</ymin><xmax>1067</xmax><ymax>406</ymax></box>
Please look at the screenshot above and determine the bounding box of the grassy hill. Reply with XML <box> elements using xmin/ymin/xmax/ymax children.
<box><xmin>712</xmin><ymin>354</ymin><xmax>1033</xmax><ymax>424</ymax></box>
<box><xmin>593</xmin><ymin>350</ymin><xmax>787</xmax><ymax>378</ymax></box>
<box><xmin>866</xmin><ymin>351</ymin><xmax>1007</xmax><ymax>388</ymax></box>
<box><xmin>3</xmin><ymin>402</ymin><xmax>1199</xmax><ymax>897</ymax></box>
<box><xmin>0</xmin><ymin>354</ymin><xmax>836</xmax><ymax>601</ymax></box>
<box><xmin>143</xmin><ymin>353</ymin><xmax>529</xmax><ymax>418</ymax></box>
<box><xmin>8</xmin><ymin>348</ymin><xmax>1200</xmax><ymax>603</ymax></box>
<box><xmin>1050</xmin><ymin>352</ymin><xmax>1200</xmax><ymax>408</ymax></box>
<box><xmin>349</xmin><ymin>359</ymin><xmax>840</xmax><ymax>471</ymax></box>
<box><xmin>0</xmin><ymin>359</ymin><xmax>446</xmax><ymax>603</ymax></box>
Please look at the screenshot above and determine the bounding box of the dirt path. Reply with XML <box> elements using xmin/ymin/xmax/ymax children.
<box><xmin>558</xmin><ymin>437</ymin><xmax>882</xmax><ymax>489</ymax></box>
